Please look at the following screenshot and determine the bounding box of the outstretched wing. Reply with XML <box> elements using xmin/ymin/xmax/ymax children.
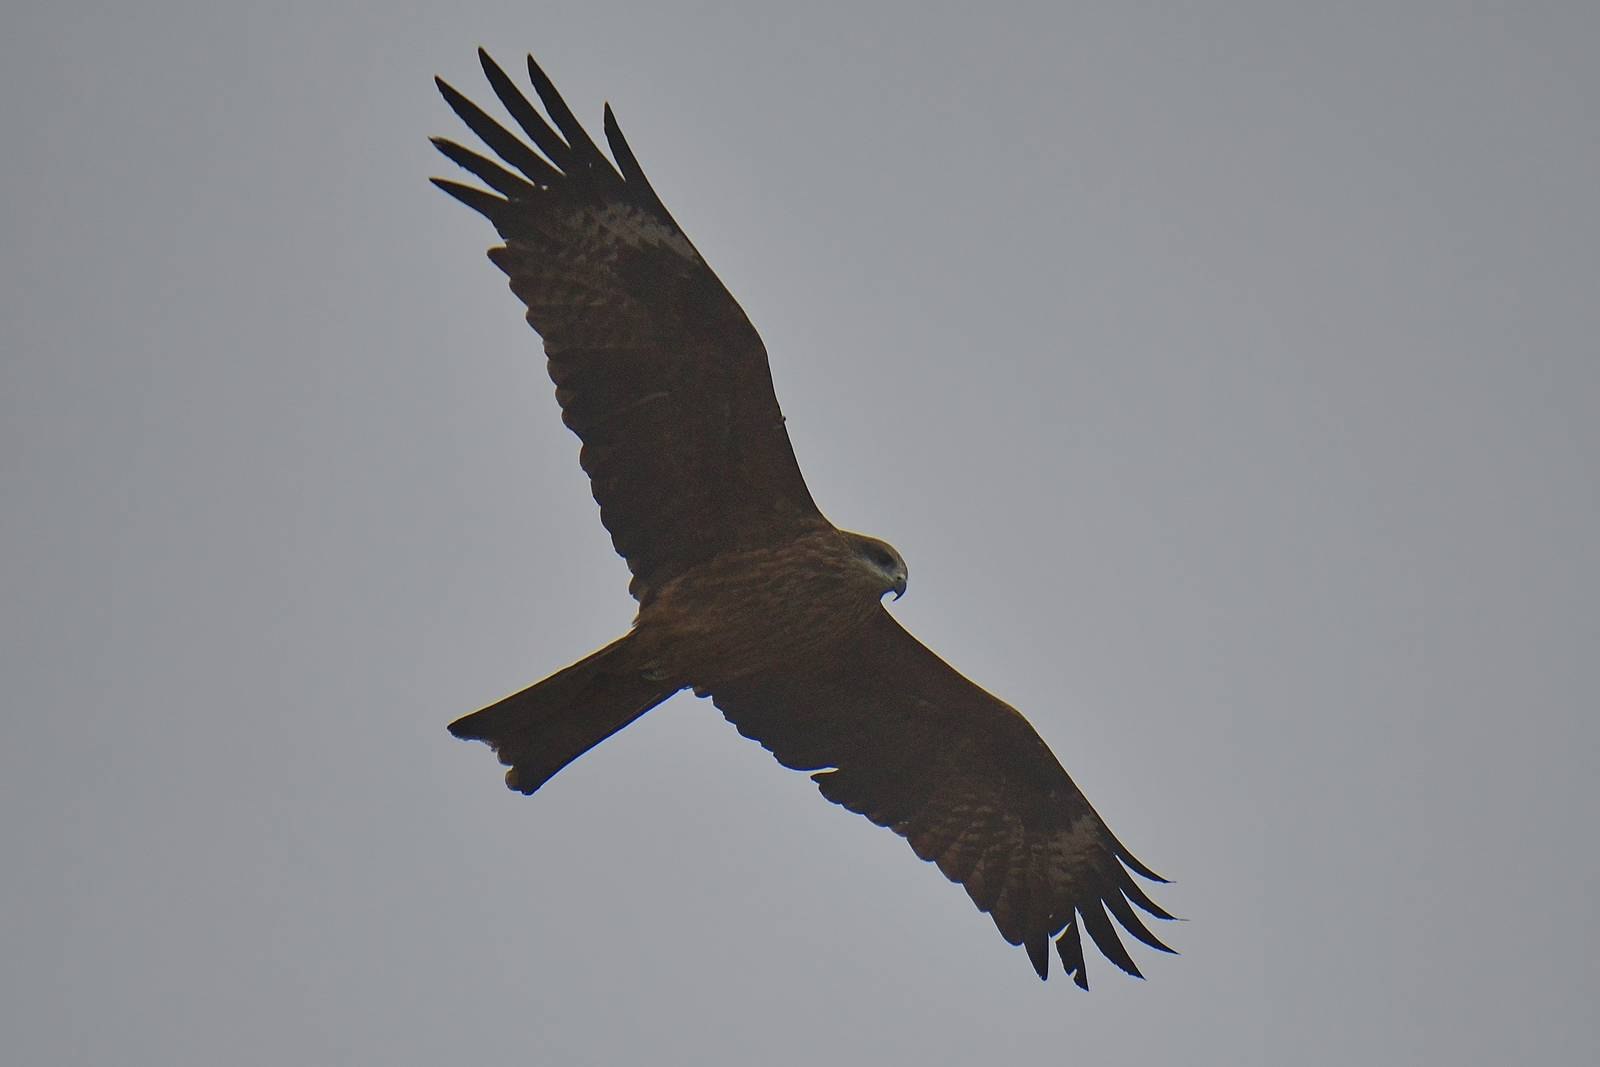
<box><xmin>432</xmin><ymin>51</ymin><xmax>827</xmax><ymax>600</ymax></box>
<box><xmin>710</xmin><ymin>609</ymin><xmax>1176</xmax><ymax>987</ymax></box>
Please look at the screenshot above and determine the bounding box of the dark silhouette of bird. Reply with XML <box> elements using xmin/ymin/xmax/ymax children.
<box><xmin>432</xmin><ymin>49</ymin><xmax>1175</xmax><ymax>987</ymax></box>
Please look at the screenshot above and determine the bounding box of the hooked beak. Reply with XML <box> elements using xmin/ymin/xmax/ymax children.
<box><xmin>890</xmin><ymin>576</ymin><xmax>907</xmax><ymax>601</ymax></box>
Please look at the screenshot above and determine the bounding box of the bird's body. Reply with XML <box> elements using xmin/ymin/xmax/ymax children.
<box><xmin>432</xmin><ymin>48</ymin><xmax>1175</xmax><ymax>988</ymax></box>
<box><xmin>633</xmin><ymin>528</ymin><xmax>898</xmax><ymax>690</ymax></box>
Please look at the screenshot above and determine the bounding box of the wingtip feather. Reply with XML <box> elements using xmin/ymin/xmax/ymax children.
<box><xmin>1118</xmin><ymin>871</ymin><xmax>1179</xmax><ymax>922</ymax></box>
<box><xmin>431</xmin><ymin>137</ymin><xmax>538</xmax><ymax>199</ymax></box>
<box><xmin>1105</xmin><ymin>890</ymin><xmax>1179</xmax><ymax>956</ymax></box>
<box><xmin>1079</xmin><ymin>898</ymin><xmax>1144</xmax><ymax>980</ymax></box>
<box><xmin>1025</xmin><ymin>937</ymin><xmax>1049</xmax><ymax>980</ymax></box>
<box><xmin>1116</xmin><ymin>842</ymin><xmax>1171</xmax><ymax>884</ymax></box>
<box><xmin>1056</xmin><ymin>918</ymin><xmax>1089</xmax><ymax>990</ymax></box>
<box><xmin>524</xmin><ymin>52</ymin><xmax>605</xmax><ymax>168</ymax></box>
<box><xmin>430</xmin><ymin>177</ymin><xmax>507</xmax><ymax>219</ymax></box>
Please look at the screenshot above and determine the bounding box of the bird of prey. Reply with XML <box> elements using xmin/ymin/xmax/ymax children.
<box><xmin>431</xmin><ymin>49</ymin><xmax>1175</xmax><ymax>988</ymax></box>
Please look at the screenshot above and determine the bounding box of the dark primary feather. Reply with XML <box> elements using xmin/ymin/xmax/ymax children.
<box><xmin>434</xmin><ymin>73</ymin><xmax>560</xmax><ymax>186</ymax></box>
<box><xmin>430</xmin><ymin>137</ymin><xmax>537</xmax><ymax>199</ymax></box>
<box><xmin>480</xmin><ymin>53</ymin><xmax>580</xmax><ymax>175</ymax></box>
<box><xmin>710</xmin><ymin>609</ymin><xmax>1176</xmax><ymax>987</ymax></box>
<box><xmin>431</xmin><ymin>50</ymin><xmax>825</xmax><ymax>601</ymax></box>
<box><xmin>518</xmin><ymin>52</ymin><xmax>609</xmax><ymax>174</ymax></box>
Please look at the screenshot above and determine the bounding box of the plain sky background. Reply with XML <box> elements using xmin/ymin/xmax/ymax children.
<box><xmin>4</xmin><ymin>3</ymin><xmax>1597</xmax><ymax>1064</ymax></box>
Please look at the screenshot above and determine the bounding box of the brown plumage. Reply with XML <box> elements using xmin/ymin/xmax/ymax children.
<box><xmin>433</xmin><ymin>49</ymin><xmax>1175</xmax><ymax>988</ymax></box>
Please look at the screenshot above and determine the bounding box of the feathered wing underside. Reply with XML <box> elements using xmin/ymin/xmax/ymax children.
<box><xmin>710</xmin><ymin>609</ymin><xmax>1176</xmax><ymax>988</ymax></box>
<box><xmin>431</xmin><ymin>51</ymin><xmax>825</xmax><ymax>600</ymax></box>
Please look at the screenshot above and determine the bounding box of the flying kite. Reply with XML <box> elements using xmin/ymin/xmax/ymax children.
<box><xmin>431</xmin><ymin>49</ymin><xmax>1176</xmax><ymax>988</ymax></box>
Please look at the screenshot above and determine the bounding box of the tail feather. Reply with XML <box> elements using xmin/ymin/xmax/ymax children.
<box><xmin>450</xmin><ymin>634</ymin><xmax>678</xmax><ymax>794</ymax></box>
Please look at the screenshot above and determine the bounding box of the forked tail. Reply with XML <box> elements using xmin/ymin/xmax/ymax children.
<box><xmin>449</xmin><ymin>634</ymin><xmax>678</xmax><ymax>794</ymax></box>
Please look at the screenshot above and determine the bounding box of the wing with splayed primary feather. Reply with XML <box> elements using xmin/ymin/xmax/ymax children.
<box><xmin>431</xmin><ymin>51</ymin><xmax>826</xmax><ymax>600</ymax></box>
<box><xmin>710</xmin><ymin>608</ymin><xmax>1176</xmax><ymax>987</ymax></box>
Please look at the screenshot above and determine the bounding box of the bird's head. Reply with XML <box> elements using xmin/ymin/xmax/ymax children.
<box><xmin>843</xmin><ymin>532</ymin><xmax>908</xmax><ymax>601</ymax></box>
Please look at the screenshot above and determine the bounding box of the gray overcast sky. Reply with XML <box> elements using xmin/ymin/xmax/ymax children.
<box><xmin>4</xmin><ymin>2</ymin><xmax>1597</xmax><ymax>1064</ymax></box>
